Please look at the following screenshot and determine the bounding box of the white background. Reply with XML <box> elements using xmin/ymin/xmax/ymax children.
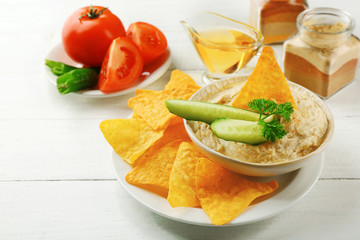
<box><xmin>0</xmin><ymin>0</ymin><xmax>359</xmax><ymax>239</ymax></box>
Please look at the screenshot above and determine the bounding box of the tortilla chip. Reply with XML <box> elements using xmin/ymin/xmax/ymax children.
<box><xmin>127</xmin><ymin>115</ymin><xmax>189</xmax><ymax>165</ymax></box>
<box><xmin>152</xmin><ymin>116</ymin><xmax>190</xmax><ymax>146</ymax></box>
<box><xmin>99</xmin><ymin>119</ymin><xmax>164</xmax><ymax>165</ymax></box>
<box><xmin>165</xmin><ymin>70</ymin><xmax>201</xmax><ymax>91</ymax></box>
<box><xmin>232</xmin><ymin>46</ymin><xmax>297</xmax><ymax>109</ymax></box>
<box><xmin>128</xmin><ymin>116</ymin><xmax>190</xmax><ymax>168</ymax></box>
<box><xmin>128</xmin><ymin>88</ymin><xmax>195</xmax><ymax>130</ymax></box>
<box><xmin>162</xmin><ymin>118</ymin><xmax>191</xmax><ymax>143</ymax></box>
<box><xmin>167</xmin><ymin>142</ymin><xmax>205</xmax><ymax>208</ymax></box>
<box><xmin>131</xmin><ymin>113</ymin><xmax>142</xmax><ymax>119</ymax></box>
<box><xmin>125</xmin><ymin>140</ymin><xmax>183</xmax><ymax>198</ymax></box>
<box><xmin>168</xmin><ymin>115</ymin><xmax>185</xmax><ymax>126</ymax></box>
<box><xmin>195</xmin><ymin>158</ymin><xmax>278</xmax><ymax>225</ymax></box>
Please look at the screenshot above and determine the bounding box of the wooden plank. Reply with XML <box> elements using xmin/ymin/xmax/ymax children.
<box><xmin>0</xmin><ymin>119</ymin><xmax>114</xmax><ymax>180</ymax></box>
<box><xmin>322</xmin><ymin>116</ymin><xmax>360</xmax><ymax>179</ymax></box>
<box><xmin>0</xmin><ymin>180</ymin><xmax>359</xmax><ymax>239</ymax></box>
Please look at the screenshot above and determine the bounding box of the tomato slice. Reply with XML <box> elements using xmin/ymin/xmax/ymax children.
<box><xmin>126</xmin><ymin>22</ymin><xmax>167</xmax><ymax>65</ymax></box>
<box><xmin>99</xmin><ymin>37</ymin><xmax>144</xmax><ymax>93</ymax></box>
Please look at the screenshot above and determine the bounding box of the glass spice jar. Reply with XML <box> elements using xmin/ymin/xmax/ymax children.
<box><xmin>250</xmin><ymin>0</ymin><xmax>308</xmax><ymax>44</ymax></box>
<box><xmin>283</xmin><ymin>7</ymin><xmax>360</xmax><ymax>98</ymax></box>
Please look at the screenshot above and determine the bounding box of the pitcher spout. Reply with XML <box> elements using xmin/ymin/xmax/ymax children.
<box><xmin>180</xmin><ymin>20</ymin><xmax>199</xmax><ymax>41</ymax></box>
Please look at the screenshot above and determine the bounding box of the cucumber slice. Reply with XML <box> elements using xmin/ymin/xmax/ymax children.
<box><xmin>165</xmin><ymin>99</ymin><xmax>260</xmax><ymax>124</ymax></box>
<box><xmin>211</xmin><ymin>118</ymin><xmax>267</xmax><ymax>145</ymax></box>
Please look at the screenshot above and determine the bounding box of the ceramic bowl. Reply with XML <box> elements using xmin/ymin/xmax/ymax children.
<box><xmin>184</xmin><ymin>76</ymin><xmax>334</xmax><ymax>177</ymax></box>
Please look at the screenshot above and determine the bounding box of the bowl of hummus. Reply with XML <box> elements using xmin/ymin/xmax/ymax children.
<box><xmin>184</xmin><ymin>76</ymin><xmax>334</xmax><ymax>176</ymax></box>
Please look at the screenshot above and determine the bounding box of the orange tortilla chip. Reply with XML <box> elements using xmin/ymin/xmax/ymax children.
<box><xmin>162</xmin><ymin>117</ymin><xmax>191</xmax><ymax>143</ymax></box>
<box><xmin>126</xmin><ymin>140</ymin><xmax>183</xmax><ymax>198</ymax></box>
<box><xmin>165</xmin><ymin>70</ymin><xmax>201</xmax><ymax>91</ymax></box>
<box><xmin>99</xmin><ymin>119</ymin><xmax>164</xmax><ymax>165</ymax></box>
<box><xmin>195</xmin><ymin>158</ymin><xmax>278</xmax><ymax>225</ymax></box>
<box><xmin>168</xmin><ymin>115</ymin><xmax>185</xmax><ymax>126</ymax></box>
<box><xmin>232</xmin><ymin>46</ymin><xmax>297</xmax><ymax>109</ymax></box>
<box><xmin>167</xmin><ymin>142</ymin><xmax>205</xmax><ymax>208</ymax></box>
<box><xmin>128</xmin><ymin>88</ymin><xmax>195</xmax><ymax>130</ymax></box>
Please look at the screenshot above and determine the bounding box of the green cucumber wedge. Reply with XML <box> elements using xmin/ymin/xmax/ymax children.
<box><xmin>211</xmin><ymin>118</ymin><xmax>267</xmax><ymax>145</ymax></box>
<box><xmin>165</xmin><ymin>99</ymin><xmax>260</xmax><ymax>124</ymax></box>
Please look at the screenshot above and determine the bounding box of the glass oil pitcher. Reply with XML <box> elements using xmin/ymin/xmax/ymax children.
<box><xmin>181</xmin><ymin>12</ymin><xmax>263</xmax><ymax>85</ymax></box>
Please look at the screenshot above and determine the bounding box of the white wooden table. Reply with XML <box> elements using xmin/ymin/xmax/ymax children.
<box><xmin>1</xmin><ymin>0</ymin><xmax>359</xmax><ymax>239</ymax></box>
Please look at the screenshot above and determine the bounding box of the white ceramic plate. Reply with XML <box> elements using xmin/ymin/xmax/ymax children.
<box><xmin>112</xmin><ymin>150</ymin><xmax>324</xmax><ymax>226</ymax></box>
<box><xmin>43</xmin><ymin>42</ymin><xmax>171</xmax><ymax>98</ymax></box>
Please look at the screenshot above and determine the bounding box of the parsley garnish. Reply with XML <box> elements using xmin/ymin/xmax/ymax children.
<box><xmin>248</xmin><ymin>98</ymin><xmax>294</xmax><ymax>142</ymax></box>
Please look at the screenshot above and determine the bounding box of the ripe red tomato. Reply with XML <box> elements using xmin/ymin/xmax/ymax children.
<box><xmin>62</xmin><ymin>6</ymin><xmax>126</xmax><ymax>67</ymax></box>
<box><xmin>126</xmin><ymin>22</ymin><xmax>167</xmax><ymax>65</ymax></box>
<box><xmin>99</xmin><ymin>37</ymin><xmax>144</xmax><ymax>93</ymax></box>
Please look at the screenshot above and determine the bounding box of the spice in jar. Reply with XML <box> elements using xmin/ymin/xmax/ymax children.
<box><xmin>250</xmin><ymin>0</ymin><xmax>308</xmax><ymax>44</ymax></box>
<box><xmin>283</xmin><ymin>8</ymin><xmax>360</xmax><ymax>98</ymax></box>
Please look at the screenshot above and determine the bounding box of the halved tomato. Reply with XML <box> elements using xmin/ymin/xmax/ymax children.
<box><xmin>126</xmin><ymin>22</ymin><xmax>168</xmax><ymax>65</ymax></box>
<box><xmin>99</xmin><ymin>37</ymin><xmax>144</xmax><ymax>93</ymax></box>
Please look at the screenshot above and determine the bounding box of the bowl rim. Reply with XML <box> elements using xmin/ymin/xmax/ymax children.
<box><xmin>184</xmin><ymin>76</ymin><xmax>335</xmax><ymax>168</ymax></box>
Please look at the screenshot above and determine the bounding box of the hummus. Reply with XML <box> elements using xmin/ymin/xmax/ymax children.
<box><xmin>188</xmin><ymin>82</ymin><xmax>329</xmax><ymax>164</ymax></box>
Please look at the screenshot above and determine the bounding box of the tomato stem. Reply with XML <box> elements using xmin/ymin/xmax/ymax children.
<box><xmin>78</xmin><ymin>5</ymin><xmax>108</xmax><ymax>20</ymax></box>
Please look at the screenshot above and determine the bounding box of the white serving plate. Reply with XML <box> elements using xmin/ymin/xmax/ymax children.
<box><xmin>112</xmin><ymin>150</ymin><xmax>324</xmax><ymax>226</ymax></box>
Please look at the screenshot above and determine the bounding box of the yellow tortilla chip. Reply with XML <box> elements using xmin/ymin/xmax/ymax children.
<box><xmin>129</xmin><ymin>116</ymin><xmax>190</xmax><ymax>168</ymax></box>
<box><xmin>167</xmin><ymin>142</ymin><xmax>205</xmax><ymax>208</ymax></box>
<box><xmin>131</xmin><ymin>113</ymin><xmax>142</xmax><ymax>119</ymax></box>
<box><xmin>125</xmin><ymin>140</ymin><xmax>183</xmax><ymax>198</ymax></box>
<box><xmin>195</xmin><ymin>158</ymin><xmax>278</xmax><ymax>225</ymax></box>
<box><xmin>232</xmin><ymin>46</ymin><xmax>297</xmax><ymax>109</ymax></box>
<box><xmin>165</xmin><ymin>70</ymin><xmax>201</xmax><ymax>91</ymax></box>
<box><xmin>99</xmin><ymin>119</ymin><xmax>164</xmax><ymax>165</ymax></box>
<box><xmin>134</xmin><ymin>118</ymin><xmax>191</xmax><ymax>168</ymax></box>
<box><xmin>127</xmin><ymin>114</ymin><xmax>189</xmax><ymax>162</ymax></box>
<box><xmin>128</xmin><ymin>88</ymin><xmax>195</xmax><ymax>130</ymax></box>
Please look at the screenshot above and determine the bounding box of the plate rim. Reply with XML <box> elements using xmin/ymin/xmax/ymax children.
<box><xmin>111</xmin><ymin>149</ymin><xmax>324</xmax><ymax>227</ymax></box>
<box><xmin>43</xmin><ymin>42</ymin><xmax>171</xmax><ymax>98</ymax></box>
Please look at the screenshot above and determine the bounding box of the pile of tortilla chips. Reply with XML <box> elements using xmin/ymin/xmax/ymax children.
<box><xmin>100</xmin><ymin>67</ymin><xmax>282</xmax><ymax>225</ymax></box>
